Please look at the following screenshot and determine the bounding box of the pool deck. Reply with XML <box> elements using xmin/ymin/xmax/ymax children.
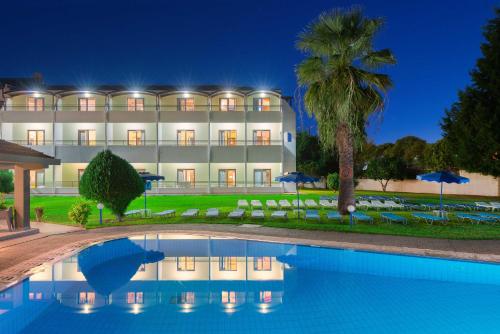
<box><xmin>1</xmin><ymin>223</ymin><xmax>500</xmax><ymax>290</ymax></box>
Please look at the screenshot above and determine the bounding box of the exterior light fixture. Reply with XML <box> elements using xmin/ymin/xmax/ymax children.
<box><xmin>132</xmin><ymin>92</ymin><xmax>140</xmax><ymax>98</ymax></box>
<box><xmin>347</xmin><ymin>205</ymin><xmax>356</xmax><ymax>228</ymax></box>
<box><xmin>97</xmin><ymin>203</ymin><xmax>104</xmax><ymax>225</ymax></box>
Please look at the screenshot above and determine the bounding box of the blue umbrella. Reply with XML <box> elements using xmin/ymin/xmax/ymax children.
<box><xmin>416</xmin><ymin>171</ymin><xmax>470</xmax><ymax>212</ymax></box>
<box><xmin>275</xmin><ymin>172</ymin><xmax>319</xmax><ymax>220</ymax></box>
<box><xmin>138</xmin><ymin>172</ymin><xmax>165</xmax><ymax>212</ymax></box>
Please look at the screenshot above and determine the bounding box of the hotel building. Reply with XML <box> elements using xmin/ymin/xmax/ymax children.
<box><xmin>0</xmin><ymin>79</ymin><xmax>296</xmax><ymax>194</ymax></box>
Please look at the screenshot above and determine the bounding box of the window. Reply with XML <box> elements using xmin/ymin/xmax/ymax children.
<box><xmin>177</xmin><ymin>169</ymin><xmax>195</xmax><ymax>188</ymax></box>
<box><xmin>177</xmin><ymin>257</ymin><xmax>195</xmax><ymax>271</ymax></box>
<box><xmin>78</xmin><ymin>98</ymin><xmax>96</xmax><ymax>112</ymax></box>
<box><xmin>218</xmin><ymin>169</ymin><xmax>236</xmax><ymax>187</ymax></box>
<box><xmin>78</xmin><ymin>292</ymin><xmax>95</xmax><ymax>305</ymax></box>
<box><xmin>219</xmin><ymin>257</ymin><xmax>237</xmax><ymax>271</ymax></box>
<box><xmin>27</xmin><ymin>130</ymin><xmax>45</xmax><ymax>145</ymax></box>
<box><xmin>253</xmin><ymin>130</ymin><xmax>271</xmax><ymax>145</ymax></box>
<box><xmin>127</xmin><ymin>98</ymin><xmax>144</xmax><ymax>112</ymax></box>
<box><xmin>78</xmin><ymin>129</ymin><xmax>96</xmax><ymax>146</ymax></box>
<box><xmin>253</xmin><ymin>97</ymin><xmax>271</xmax><ymax>111</ymax></box>
<box><xmin>254</xmin><ymin>257</ymin><xmax>272</xmax><ymax>271</ymax></box>
<box><xmin>254</xmin><ymin>169</ymin><xmax>271</xmax><ymax>187</ymax></box>
<box><xmin>128</xmin><ymin>130</ymin><xmax>145</xmax><ymax>146</ymax></box>
<box><xmin>218</xmin><ymin>130</ymin><xmax>237</xmax><ymax>146</ymax></box>
<box><xmin>221</xmin><ymin>291</ymin><xmax>236</xmax><ymax>304</ymax></box>
<box><xmin>127</xmin><ymin>292</ymin><xmax>144</xmax><ymax>304</ymax></box>
<box><xmin>219</xmin><ymin>98</ymin><xmax>236</xmax><ymax>112</ymax></box>
<box><xmin>177</xmin><ymin>98</ymin><xmax>195</xmax><ymax>112</ymax></box>
<box><xmin>28</xmin><ymin>292</ymin><xmax>43</xmax><ymax>300</ymax></box>
<box><xmin>177</xmin><ymin>130</ymin><xmax>195</xmax><ymax>146</ymax></box>
<box><xmin>30</xmin><ymin>170</ymin><xmax>45</xmax><ymax>188</ymax></box>
<box><xmin>27</xmin><ymin>97</ymin><xmax>45</xmax><ymax>111</ymax></box>
<box><xmin>259</xmin><ymin>291</ymin><xmax>272</xmax><ymax>303</ymax></box>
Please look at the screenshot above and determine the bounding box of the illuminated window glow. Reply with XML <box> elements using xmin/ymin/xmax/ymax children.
<box><xmin>177</xmin><ymin>257</ymin><xmax>195</xmax><ymax>271</ymax></box>
<box><xmin>219</xmin><ymin>257</ymin><xmax>238</xmax><ymax>271</ymax></box>
<box><xmin>254</xmin><ymin>257</ymin><xmax>272</xmax><ymax>271</ymax></box>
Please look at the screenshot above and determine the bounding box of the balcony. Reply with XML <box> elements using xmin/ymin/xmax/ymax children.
<box><xmin>107</xmin><ymin>140</ymin><xmax>157</xmax><ymax>162</ymax></box>
<box><xmin>210</xmin><ymin>141</ymin><xmax>245</xmax><ymax>162</ymax></box>
<box><xmin>159</xmin><ymin>106</ymin><xmax>209</xmax><ymax>123</ymax></box>
<box><xmin>108</xmin><ymin>110</ymin><xmax>157</xmax><ymax>123</ymax></box>
<box><xmin>210</xmin><ymin>110</ymin><xmax>245</xmax><ymax>123</ymax></box>
<box><xmin>159</xmin><ymin>141</ymin><xmax>209</xmax><ymax>163</ymax></box>
<box><xmin>8</xmin><ymin>140</ymin><xmax>54</xmax><ymax>156</ymax></box>
<box><xmin>0</xmin><ymin>108</ymin><xmax>53</xmax><ymax>123</ymax></box>
<box><xmin>55</xmin><ymin>141</ymin><xmax>106</xmax><ymax>162</ymax></box>
<box><xmin>55</xmin><ymin>109</ymin><xmax>106</xmax><ymax>123</ymax></box>
<box><xmin>246</xmin><ymin>106</ymin><xmax>282</xmax><ymax>123</ymax></box>
<box><xmin>247</xmin><ymin>143</ymin><xmax>282</xmax><ymax>163</ymax></box>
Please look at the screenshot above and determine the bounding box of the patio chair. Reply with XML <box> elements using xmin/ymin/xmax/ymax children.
<box><xmin>357</xmin><ymin>200</ymin><xmax>372</xmax><ymax>210</ymax></box>
<box><xmin>380</xmin><ymin>212</ymin><xmax>407</xmax><ymax>225</ymax></box>
<box><xmin>237</xmin><ymin>200</ymin><xmax>249</xmax><ymax>208</ymax></box>
<box><xmin>305</xmin><ymin>210</ymin><xmax>320</xmax><ymax>220</ymax></box>
<box><xmin>181</xmin><ymin>209</ymin><xmax>199</xmax><ymax>217</ymax></box>
<box><xmin>305</xmin><ymin>199</ymin><xmax>318</xmax><ymax>208</ymax></box>
<box><xmin>266</xmin><ymin>200</ymin><xmax>278</xmax><ymax>209</ymax></box>
<box><xmin>455</xmin><ymin>213</ymin><xmax>492</xmax><ymax>224</ymax></box>
<box><xmin>371</xmin><ymin>200</ymin><xmax>391</xmax><ymax>210</ymax></box>
<box><xmin>251</xmin><ymin>200</ymin><xmax>263</xmax><ymax>209</ymax></box>
<box><xmin>327</xmin><ymin>211</ymin><xmax>342</xmax><ymax>221</ymax></box>
<box><xmin>352</xmin><ymin>212</ymin><xmax>374</xmax><ymax>224</ymax></box>
<box><xmin>319</xmin><ymin>199</ymin><xmax>335</xmax><ymax>208</ymax></box>
<box><xmin>385</xmin><ymin>200</ymin><xmax>405</xmax><ymax>210</ymax></box>
<box><xmin>228</xmin><ymin>208</ymin><xmax>245</xmax><ymax>219</ymax></box>
<box><xmin>475</xmin><ymin>202</ymin><xmax>495</xmax><ymax>210</ymax></box>
<box><xmin>206</xmin><ymin>208</ymin><xmax>219</xmax><ymax>218</ymax></box>
<box><xmin>292</xmin><ymin>199</ymin><xmax>305</xmax><ymax>209</ymax></box>
<box><xmin>412</xmin><ymin>213</ymin><xmax>447</xmax><ymax>224</ymax></box>
<box><xmin>152</xmin><ymin>209</ymin><xmax>176</xmax><ymax>218</ymax></box>
<box><xmin>251</xmin><ymin>210</ymin><xmax>265</xmax><ymax>219</ymax></box>
<box><xmin>124</xmin><ymin>209</ymin><xmax>142</xmax><ymax>217</ymax></box>
<box><xmin>490</xmin><ymin>202</ymin><xmax>500</xmax><ymax>211</ymax></box>
<box><xmin>478</xmin><ymin>213</ymin><xmax>500</xmax><ymax>221</ymax></box>
<box><xmin>271</xmin><ymin>210</ymin><xmax>288</xmax><ymax>219</ymax></box>
<box><xmin>278</xmin><ymin>199</ymin><xmax>292</xmax><ymax>209</ymax></box>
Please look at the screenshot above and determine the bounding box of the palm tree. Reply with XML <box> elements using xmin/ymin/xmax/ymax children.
<box><xmin>296</xmin><ymin>8</ymin><xmax>396</xmax><ymax>214</ymax></box>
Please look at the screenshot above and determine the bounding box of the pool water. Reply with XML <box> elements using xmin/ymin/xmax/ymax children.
<box><xmin>0</xmin><ymin>234</ymin><xmax>499</xmax><ymax>333</ymax></box>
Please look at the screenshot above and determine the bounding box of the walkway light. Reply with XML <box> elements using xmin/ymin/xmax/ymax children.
<box><xmin>97</xmin><ymin>203</ymin><xmax>104</xmax><ymax>225</ymax></box>
<box><xmin>347</xmin><ymin>205</ymin><xmax>356</xmax><ymax>228</ymax></box>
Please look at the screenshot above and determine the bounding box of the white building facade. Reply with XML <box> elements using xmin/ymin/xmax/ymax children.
<box><xmin>0</xmin><ymin>81</ymin><xmax>296</xmax><ymax>194</ymax></box>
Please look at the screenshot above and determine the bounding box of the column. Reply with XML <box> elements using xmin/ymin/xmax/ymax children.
<box><xmin>14</xmin><ymin>165</ymin><xmax>30</xmax><ymax>229</ymax></box>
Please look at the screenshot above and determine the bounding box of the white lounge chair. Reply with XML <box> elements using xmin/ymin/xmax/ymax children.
<box><xmin>279</xmin><ymin>199</ymin><xmax>292</xmax><ymax>209</ymax></box>
<box><xmin>385</xmin><ymin>200</ymin><xmax>404</xmax><ymax>210</ymax></box>
<box><xmin>206</xmin><ymin>208</ymin><xmax>219</xmax><ymax>218</ymax></box>
<box><xmin>490</xmin><ymin>202</ymin><xmax>500</xmax><ymax>211</ymax></box>
<box><xmin>124</xmin><ymin>209</ymin><xmax>142</xmax><ymax>217</ymax></box>
<box><xmin>357</xmin><ymin>200</ymin><xmax>372</xmax><ymax>210</ymax></box>
<box><xmin>251</xmin><ymin>210</ymin><xmax>265</xmax><ymax>219</ymax></box>
<box><xmin>371</xmin><ymin>200</ymin><xmax>391</xmax><ymax>210</ymax></box>
<box><xmin>305</xmin><ymin>199</ymin><xmax>318</xmax><ymax>208</ymax></box>
<box><xmin>271</xmin><ymin>210</ymin><xmax>288</xmax><ymax>219</ymax></box>
<box><xmin>251</xmin><ymin>200</ymin><xmax>263</xmax><ymax>209</ymax></box>
<box><xmin>238</xmin><ymin>200</ymin><xmax>249</xmax><ymax>208</ymax></box>
<box><xmin>152</xmin><ymin>209</ymin><xmax>176</xmax><ymax>218</ymax></box>
<box><xmin>181</xmin><ymin>209</ymin><xmax>199</xmax><ymax>217</ymax></box>
<box><xmin>228</xmin><ymin>209</ymin><xmax>245</xmax><ymax>219</ymax></box>
<box><xmin>266</xmin><ymin>200</ymin><xmax>278</xmax><ymax>209</ymax></box>
<box><xmin>292</xmin><ymin>199</ymin><xmax>305</xmax><ymax>209</ymax></box>
<box><xmin>319</xmin><ymin>199</ymin><xmax>335</xmax><ymax>208</ymax></box>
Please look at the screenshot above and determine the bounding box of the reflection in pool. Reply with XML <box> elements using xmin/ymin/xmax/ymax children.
<box><xmin>0</xmin><ymin>234</ymin><xmax>499</xmax><ymax>333</ymax></box>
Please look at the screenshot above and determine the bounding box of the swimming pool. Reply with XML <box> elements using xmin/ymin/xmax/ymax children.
<box><xmin>0</xmin><ymin>234</ymin><xmax>499</xmax><ymax>333</ymax></box>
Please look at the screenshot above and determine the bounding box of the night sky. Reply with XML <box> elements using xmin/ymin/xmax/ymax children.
<box><xmin>0</xmin><ymin>0</ymin><xmax>496</xmax><ymax>144</ymax></box>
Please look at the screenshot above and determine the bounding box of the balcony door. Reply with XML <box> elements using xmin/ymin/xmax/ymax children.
<box><xmin>177</xmin><ymin>169</ymin><xmax>195</xmax><ymax>187</ymax></box>
<box><xmin>177</xmin><ymin>98</ymin><xmax>195</xmax><ymax>112</ymax></box>
<box><xmin>253</xmin><ymin>130</ymin><xmax>271</xmax><ymax>145</ymax></box>
<box><xmin>78</xmin><ymin>130</ymin><xmax>96</xmax><ymax>146</ymax></box>
<box><xmin>177</xmin><ymin>130</ymin><xmax>195</xmax><ymax>146</ymax></box>
<box><xmin>218</xmin><ymin>130</ymin><xmax>237</xmax><ymax>146</ymax></box>
<box><xmin>27</xmin><ymin>130</ymin><xmax>45</xmax><ymax>145</ymax></box>
<box><xmin>254</xmin><ymin>169</ymin><xmax>271</xmax><ymax>187</ymax></box>
<box><xmin>127</xmin><ymin>98</ymin><xmax>144</xmax><ymax>112</ymax></box>
<box><xmin>27</xmin><ymin>97</ymin><xmax>45</xmax><ymax>112</ymax></box>
<box><xmin>253</xmin><ymin>97</ymin><xmax>271</xmax><ymax>111</ymax></box>
<box><xmin>128</xmin><ymin>130</ymin><xmax>145</xmax><ymax>146</ymax></box>
<box><xmin>78</xmin><ymin>98</ymin><xmax>96</xmax><ymax>112</ymax></box>
<box><xmin>219</xmin><ymin>98</ymin><xmax>236</xmax><ymax>112</ymax></box>
<box><xmin>218</xmin><ymin>169</ymin><xmax>236</xmax><ymax>187</ymax></box>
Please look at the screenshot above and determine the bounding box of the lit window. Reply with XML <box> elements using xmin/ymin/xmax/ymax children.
<box><xmin>128</xmin><ymin>130</ymin><xmax>145</xmax><ymax>146</ymax></box>
<box><xmin>219</xmin><ymin>257</ymin><xmax>237</xmax><ymax>271</ymax></box>
<box><xmin>177</xmin><ymin>130</ymin><xmax>195</xmax><ymax>146</ymax></box>
<box><xmin>78</xmin><ymin>129</ymin><xmax>96</xmax><ymax>146</ymax></box>
<box><xmin>177</xmin><ymin>257</ymin><xmax>195</xmax><ymax>271</ymax></box>
<box><xmin>218</xmin><ymin>130</ymin><xmax>237</xmax><ymax>146</ymax></box>
<box><xmin>30</xmin><ymin>170</ymin><xmax>45</xmax><ymax>189</ymax></box>
<box><xmin>127</xmin><ymin>98</ymin><xmax>144</xmax><ymax>112</ymax></box>
<box><xmin>219</xmin><ymin>98</ymin><xmax>236</xmax><ymax>112</ymax></box>
<box><xmin>254</xmin><ymin>257</ymin><xmax>272</xmax><ymax>271</ymax></box>
<box><xmin>27</xmin><ymin>96</ymin><xmax>45</xmax><ymax>111</ymax></box>
<box><xmin>221</xmin><ymin>291</ymin><xmax>236</xmax><ymax>304</ymax></box>
<box><xmin>127</xmin><ymin>292</ymin><xmax>144</xmax><ymax>304</ymax></box>
<box><xmin>253</xmin><ymin>97</ymin><xmax>271</xmax><ymax>111</ymax></box>
<box><xmin>254</xmin><ymin>169</ymin><xmax>271</xmax><ymax>187</ymax></box>
<box><xmin>27</xmin><ymin>130</ymin><xmax>45</xmax><ymax>145</ymax></box>
<box><xmin>177</xmin><ymin>98</ymin><xmax>195</xmax><ymax>111</ymax></box>
<box><xmin>253</xmin><ymin>130</ymin><xmax>271</xmax><ymax>145</ymax></box>
<box><xmin>218</xmin><ymin>169</ymin><xmax>236</xmax><ymax>187</ymax></box>
<box><xmin>78</xmin><ymin>292</ymin><xmax>95</xmax><ymax>305</ymax></box>
<box><xmin>28</xmin><ymin>292</ymin><xmax>43</xmax><ymax>300</ymax></box>
<box><xmin>177</xmin><ymin>169</ymin><xmax>196</xmax><ymax>188</ymax></box>
<box><xmin>259</xmin><ymin>291</ymin><xmax>272</xmax><ymax>303</ymax></box>
<box><xmin>78</xmin><ymin>98</ymin><xmax>96</xmax><ymax>112</ymax></box>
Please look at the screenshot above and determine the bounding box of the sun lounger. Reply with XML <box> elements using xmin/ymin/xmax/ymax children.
<box><xmin>251</xmin><ymin>210</ymin><xmax>265</xmax><ymax>219</ymax></box>
<box><xmin>319</xmin><ymin>199</ymin><xmax>335</xmax><ymax>208</ymax></box>
<box><xmin>305</xmin><ymin>210</ymin><xmax>320</xmax><ymax>220</ymax></box>
<box><xmin>292</xmin><ymin>199</ymin><xmax>305</xmax><ymax>208</ymax></box>
<box><xmin>490</xmin><ymin>202</ymin><xmax>500</xmax><ymax>211</ymax></box>
<box><xmin>420</xmin><ymin>203</ymin><xmax>439</xmax><ymax>210</ymax></box>
<box><xmin>478</xmin><ymin>213</ymin><xmax>500</xmax><ymax>221</ymax></box>
<box><xmin>250</xmin><ymin>200</ymin><xmax>263</xmax><ymax>209</ymax></box>
<box><xmin>266</xmin><ymin>200</ymin><xmax>278</xmax><ymax>209</ymax></box>
<box><xmin>124</xmin><ymin>209</ymin><xmax>143</xmax><ymax>217</ymax></box>
<box><xmin>371</xmin><ymin>200</ymin><xmax>391</xmax><ymax>210</ymax></box>
<box><xmin>412</xmin><ymin>213</ymin><xmax>446</xmax><ymax>224</ymax></box>
<box><xmin>357</xmin><ymin>200</ymin><xmax>372</xmax><ymax>210</ymax></box>
<box><xmin>305</xmin><ymin>199</ymin><xmax>318</xmax><ymax>208</ymax></box>
<box><xmin>475</xmin><ymin>202</ymin><xmax>496</xmax><ymax>211</ymax></box>
<box><xmin>352</xmin><ymin>212</ymin><xmax>373</xmax><ymax>224</ymax></box>
<box><xmin>206</xmin><ymin>208</ymin><xmax>219</xmax><ymax>218</ymax></box>
<box><xmin>271</xmin><ymin>210</ymin><xmax>288</xmax><ymax>219</ymax></box>
<box><xmin>327</xmin><ymin>211</ymin><xmax>342</xmax><ymax>221</ymax></box>
<box><xmin>385</xmin><ymin>200</ymin><xmax>404</xmax><ymax>210</ymax></box>
<box><xmin>278</xmin><ymin>199</ymin><xmax>292</xmax><ymax>209</ymax></box>
<box><xmin>152</xmin><ymin>209</ymin><xmax>176</xmax><ymax>218</ymax></box>
<box><xmin>181</xmin><ymin>209</ymin><xmax>199</xmax><ymax>217</ymax></box>
<box><xmin>455</xmin><ymin>213</ymin><xmax>492</xmax><ymax>224</ymax></box>
<box><xmin>381</xmin><ymin>212</ymin><xmax>407</xmax><ymax>224</ymax></box>
<box><xmin>237</xmin><ymin>200</ymin><xmax>249</xmax><ymax>208</ymax></box>
<box><xmin>228</xmin><ymin>209</ymin><xmax>245</xmax><ymax>219</ymax></box>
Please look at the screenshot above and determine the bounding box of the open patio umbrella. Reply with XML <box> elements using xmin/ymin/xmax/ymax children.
<box><xmin>416</xmin><ymin>171</ymin><xmax>470</xmax><ymax>212</ymax></box>
<box><xmin>138</xmin><ymin>172</ymin><xmax>165</xmax><ymax>212</ymax></box>
<box><xmin>275</xmin><ymin>172</ymin><xmax>319</xmax><ymax>220</ymax></box>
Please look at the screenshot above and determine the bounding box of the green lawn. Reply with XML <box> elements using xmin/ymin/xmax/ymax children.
<box><xmin>7</xmin><ymin>190</ymin><xmax>500</xmax><ymax>240</ymax></box>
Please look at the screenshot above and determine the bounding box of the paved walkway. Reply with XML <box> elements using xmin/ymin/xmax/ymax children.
<box><xmin>0</xmin><ymin>224</ymin><xmax>499</xmax><ymax>290</ymax></box>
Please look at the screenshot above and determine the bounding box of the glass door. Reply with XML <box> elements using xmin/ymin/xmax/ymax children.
<box><xmin>218</xmin><ymin>169</ymin><xmax>236</xmax><ymax>187</ymax></box>
<box><xmin>177</xmin><ymin>169</ymin><xmax>196</xmax><ymax>187</ymax></box>
<box><xmin>27</xmin><ymin>130</ymin><xmax>45</xmax><ymax>145</ymax></box>
<box><xmin>128</xmin><ymin>130</ymin><xmax>145</xmax><ymax>146</ymax></box>
<box><xmin>177</xmin><ymin>130</ymin><xmax>195</xmax><ymax>146</ymax></box>
<box><xmin>218</xmin><ymin>130</ymin><xmax>237</xmax><ymax>146</ymax></box>
<box><xmin>78</xmin><ymin>130</ymin><xmax>96</xmax><ymax>146</ymax></box>
<box><xmin>254</xmin><ymin>169</ymin><xmax>271</xmax><ymax>187</ymax></box>
<box><xmin>253</xmin><ymin>130</ymin><xmax>271</xmax><ymax>145</ymax></box>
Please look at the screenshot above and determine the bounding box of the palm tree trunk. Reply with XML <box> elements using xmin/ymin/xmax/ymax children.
<box><xmin>336</xmin><ymin>123</ymin><xmax>355</xmax><ymax>214</ymax></box>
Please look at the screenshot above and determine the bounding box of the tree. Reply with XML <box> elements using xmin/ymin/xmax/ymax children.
<box><xmin>296</xmin><ymin>131</ymin><xmax>339</xmax><ymax>177</ymax></box>
<box><xmin>365</xmin><ymin>156</ymin><xmax>406</xmax><ymax>192</ymax></box>
<box><xmin>326</xmin><ymin>173</ymin><xmax>340</xmax><ymax>192</ymax></box>
<box><xmin>79</xmin><ymin>150</ymin><xmax>144</xmax><ymax>221</ymax></box>
<box><xmin>0</xmin><ymin>170</ymin><xmax>14</xmax><ymax>202</ymax></box>
<box><xmin>389</xmin><ymin>136</ymin><xmax>427</xmax><ymax>169</ymax></box>
<box><xmin>423</xmin><ymin>139</ymin><xmax>456</xmax><ymax>171</ymax></box>
<box><xmin>296</xmin><ymin>7</ymin><xmax>395</xmax><ymax>213</ymax></box>
<box><xmin>441</xmin><ymin>9</ymin><xmax>500</xmax><ymax>176</ymax></box>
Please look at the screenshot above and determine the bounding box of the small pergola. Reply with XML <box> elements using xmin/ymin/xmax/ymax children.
<box><xmin>0</xmin><ymin>140</ymin><xmax>60</xmax><ymax>230</ymax></box>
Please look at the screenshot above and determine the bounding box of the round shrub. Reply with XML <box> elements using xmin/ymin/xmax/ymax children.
<box><xmin>68</xmin><ymin>201</ymin><xmax>92</xmax><ymax>226</ymax></box>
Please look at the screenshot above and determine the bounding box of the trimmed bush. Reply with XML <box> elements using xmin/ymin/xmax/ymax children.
<box><xmin>327</xmin><ymin>172</ymin><xmax>340</xmax><ymax>192</ymax></box>
<box><xmin>0</xmin><ymin>170</ymin><xmax>14</xmax><ymax>202</ymax></box>
<box><xmin>68</xmin><ymin>201</ymin><xmax>91</xmax><ymax>226</ymax></box>
<box><xmin>79</xmin><ymin>150</ymin><xmax>144</xmax><ymax>221</ymax></box>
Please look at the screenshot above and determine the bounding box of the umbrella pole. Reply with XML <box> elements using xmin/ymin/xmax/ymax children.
<box><xmin>440</xmin><ymin>182</ymin><xmax>443</xmax><ymax>214</ymax></box>
<box><xmin>297</xmin><ymin>183</ymin><xmax>300</xmax><ymax>221</ymax></box>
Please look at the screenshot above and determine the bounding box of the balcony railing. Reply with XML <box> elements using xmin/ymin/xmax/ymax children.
<box><xmin>51</xmin><ymin>180</ymin><xmax>282</xmax><ymax>189</ymax></box>
<box><xmin>107</xmin><ymin>140</ymin><xmax>157</xmax><ymax>146</ymax></box>
<box><xmin>55</xmin><ymin>140</ymin><xmax>107</xmax><ymax>146</ymax></box>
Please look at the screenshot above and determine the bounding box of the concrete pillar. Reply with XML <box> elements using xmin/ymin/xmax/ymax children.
<box><xmin>14</xmin><ymin>165</ymin><xmax>30</xmax><ymax>229</ymax></box>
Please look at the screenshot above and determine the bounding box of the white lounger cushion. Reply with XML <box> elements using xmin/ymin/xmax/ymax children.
<box><xmin>206</xmin><ymin>208</ymin><xmax>219</xmax><ymax>217</ymax></box>
<box><xmin>182</xmin><ymin>209</ymin><xmax>199</xmax><ymax>217</ymax></box>
<box><xmin>153</xmin><ymin>209</ymin><xmax>175</xmax><ymax>217</ymax></box>
<box><xmin>319</xmin><ymin>200</ymin><xmax>335</xmax><ymax>208</ymax></box>
<box><xmin>271</xmin><ymin>210</ymin><xmax>287</xmax><ymax>218</ymax></box>
<box><xmin>305</xmin><ymin>199</ymin><xmax>318</xmax><ymax>208</ymax></box>
<box><xmin>292</xmin><ymin>199</ymin><xmax>305</xmax><ymax>207</ymax></box>
<box><xmin>266</xmin><ymin>200</ymin><xmax>278</xmax><ymax>208</ymax></box>
<box><xmin>251</xmin><ymin>210</ymin><xmax>265</xmax><ymax>218</ymax></box>
<box><xmin>238</xmin><ymin>200</ymin><xmax>249</xmax><ymax>207</ymax></box>
<box><xmin>251</xmin><ymin>200</ymin><xmax>263</xmax><ymax>208</ymax></box>
<box><xmin>228</xmin><ymin>209</ymin><xmax>245</xmax><ymax>218</ymax></box>
<box><xmin>279</xmin><ymin>200</ymin><xmax>291</xmax><ymax>208</ymax></box>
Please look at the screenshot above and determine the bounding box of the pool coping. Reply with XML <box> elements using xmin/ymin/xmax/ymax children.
<box><xmin>1</xmin><ymin>226</ymin><xmax>500</xmax><ymax>291</ymax></box>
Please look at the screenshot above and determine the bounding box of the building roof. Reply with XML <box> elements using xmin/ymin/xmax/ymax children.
<box><xmin>0</xmin><ymin>140</ymin><xmax>60</xmax><ymax>169</ymax></box>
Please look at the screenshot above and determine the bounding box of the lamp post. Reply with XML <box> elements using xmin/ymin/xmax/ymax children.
<box><xmin>347</xmin><ymin>205</ymin><xmax>356</xmax><ymax>229</ymax></box>
<box><xmin>97</xmin><ymin>203</ymin><xmax>104</xmax><ymax>225</ymax></box>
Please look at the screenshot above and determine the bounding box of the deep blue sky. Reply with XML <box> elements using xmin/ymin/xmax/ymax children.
<box><xmin>0</xmin><ymin>0</ymin><xmax>496</xmax><ymax>144</ymax></box>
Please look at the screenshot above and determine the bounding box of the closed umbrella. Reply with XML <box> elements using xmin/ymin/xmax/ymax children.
<box><xmin>138</xmin><ymin>172</ymin><xmax>165</xmax><ymax>212</ymax></box>
<box><xmin>275</xmin><ymin>172</ymin><xmax>319</xmax><ymax>220</ymax></box>
<box><xmin>416</xmin><ymin>171</ymin><xmax>470</xmax><ymax>213</ymax></box>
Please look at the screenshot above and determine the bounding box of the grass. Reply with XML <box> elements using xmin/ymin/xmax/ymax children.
<box><xmin>6</xmin><ymin>190</ymin><xmax>500</xmax><ymax>240</ymax></box>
